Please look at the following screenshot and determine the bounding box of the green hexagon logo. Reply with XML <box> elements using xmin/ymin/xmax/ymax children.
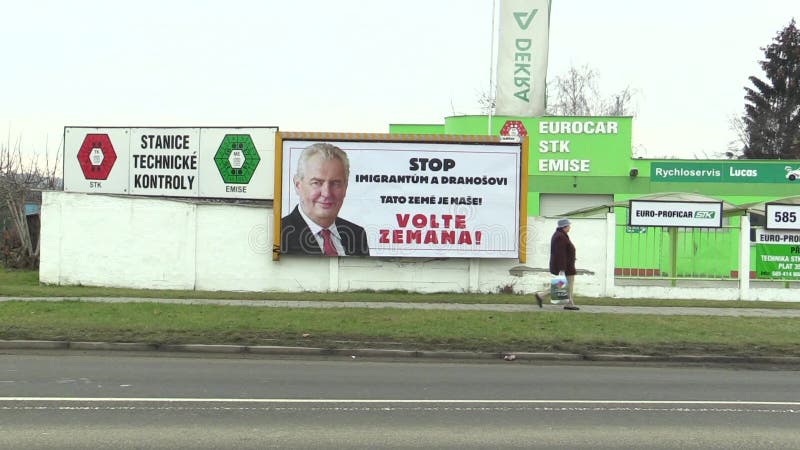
<box><xmin>214</xmin><ymin>134</ymin><xmax>261</xmax><ymax>184</ymax></box>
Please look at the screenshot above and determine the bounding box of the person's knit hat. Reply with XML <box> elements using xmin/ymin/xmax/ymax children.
<box><xmin>557</xmin><ymin>218</ymin><xmax>571</xmax><ymax>228</ymax></box>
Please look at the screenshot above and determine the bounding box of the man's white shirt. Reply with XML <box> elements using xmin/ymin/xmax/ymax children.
<box><xmin>297</xmin><ymin>206</ymin><xmax>345</xmax><ymax>256</ymax></box>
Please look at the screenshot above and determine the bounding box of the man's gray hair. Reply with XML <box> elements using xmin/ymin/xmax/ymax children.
<box><xmin>295</xmin><ymin>143</ymin><xmax>350</xmax><ymax>181</ymax></box>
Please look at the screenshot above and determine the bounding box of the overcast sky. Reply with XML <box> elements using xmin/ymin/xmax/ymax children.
<box><xmin>1</xmin><ymin>0</ymin><xmax>797</xmax><ymax>161</ymax></box>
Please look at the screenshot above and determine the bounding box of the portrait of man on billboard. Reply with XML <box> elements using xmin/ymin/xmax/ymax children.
<box><xmin>280</xmin><ymin>142</ymin><xmax>370</xmax><ymax>256</ymax></box>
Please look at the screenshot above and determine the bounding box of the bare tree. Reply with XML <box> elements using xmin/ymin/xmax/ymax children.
<box><xmin>600</xmin><ymin>86</ymin><xmax>635</xmax><ymax>116</ymax></box>
<box><xmin>547</xmin><ymin>65</ymin><xmax>596</xmax><ymax>115</ymax></box>
<box><xmin>722</xmin><ymin>115</ymin><xmax>749</xmax><ymax>159</ymax></box>
<box><xmin>478</xmin><ymin>64</ymin><xmax>637</xmax><ymax>117</ymax></box>
<box><xmin>547</xmin><ymin>64</ymin><xmax>637</xmax><ymax>116</ymax></box>
<box><xmin>477</xmin><ymin>91</ymin><xmax>496</xmax><ymax>115</ymax></box>
<box><xmin>0</xmin><ymin>135</ymin><xmax>62</xmax><ymax>268</ymax></box>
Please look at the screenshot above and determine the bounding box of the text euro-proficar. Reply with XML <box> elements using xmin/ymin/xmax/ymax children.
<box><xmin>132</xmin><ymin>134</ymin><xmax>197</xmax><ymax>190</ymax></box>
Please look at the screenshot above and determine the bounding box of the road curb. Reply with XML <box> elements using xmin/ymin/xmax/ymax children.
<box><xmin>247</xmin><ymin>345</ymin><xmax>331</xmax><ymax>356</ymax></box>
<box><xmin>511</xmin><ymin>352</ymin><xmax>585</xmax><ymax>361</ymax></box>
<box><xmin>2</xmin><ymin>339</ymin><xmax>800</xmax><ymax>366</ymax></box>
<box><xmin>70</xmin><ymin>341</ymin><xmax>157</xmax><ymax>352</ymax></box>
<box><xmin>0</xmin><ymin>340</ymin><xmax>69</xmax><ymax>350</ymax></box>
<box><xmin>159</xmin><ymin>344</ymin><xmax>247</xmax><ymax>354</ymax></box>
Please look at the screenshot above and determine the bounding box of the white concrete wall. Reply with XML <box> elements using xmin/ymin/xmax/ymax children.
<box><xmin>43</xmin><ymin>192</ymin><xmax>591</xmax><ymax>294</ymax></box>
<box><xmin>194</xmin><ymin>204</ymin><xmax>273</xmax><ymax>292</ymax></box>
<box><xmin>40</xmin><ymin>191</ymin><xmax>798</xmax><ymax>301</ymax></box>
<box><xmin>41</xmin><ymin>192</ymin><xmax>196</xmax><ymax>289</ymax></box>
<box><xmin>517</xmin><ymin>216</ymin><xmax>608</xmax><ymax>297</ymax></box>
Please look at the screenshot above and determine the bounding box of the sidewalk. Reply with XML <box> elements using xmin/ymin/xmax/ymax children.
<box><xmin>2</xmin><ymin>296</ymin><xmax>800</xmax><ymax>318</ymax></box>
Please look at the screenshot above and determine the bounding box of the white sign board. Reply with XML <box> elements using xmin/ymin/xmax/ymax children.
<box><xmin>629</xmin><ymin>200</ymin><xmax>723</xmax><ymax>228</ymax></box>
<box><xmin>765</xmin><ymin>203</ymin><xmax>800</xmax><ymax>230</ymax></box>
<box><xmin>63</xmin><ymin>127</ymin><xmax>276</xmax><ymax>199</ymax></box>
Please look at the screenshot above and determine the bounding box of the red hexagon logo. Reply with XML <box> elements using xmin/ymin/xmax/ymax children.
<box><xmin>500</xmin><ymin>120</ymin><xmax>528</xmax><ymax>138</ymax></box>
<box><xmin>77</xmin><ymin>134</ymin><xmax>117</xmax><ymax>180</ymax></box>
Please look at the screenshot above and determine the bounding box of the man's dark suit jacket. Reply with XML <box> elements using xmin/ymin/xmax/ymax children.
<box><xmin>280</xmin><ymin>206</ymin><xmax>370</xmax><ymax>256</ymax></box>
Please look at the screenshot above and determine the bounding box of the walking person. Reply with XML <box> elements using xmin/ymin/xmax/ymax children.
<box><xmin>534</xmin><ymin>218</ymin><xmax>580</xmax><ymax>311</ymax></box>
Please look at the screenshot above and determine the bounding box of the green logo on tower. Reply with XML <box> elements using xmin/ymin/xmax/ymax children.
<box><xmin>214</xmin><ymin>134</ymin><xmax>260</xmax><ymax>184</ymax></box>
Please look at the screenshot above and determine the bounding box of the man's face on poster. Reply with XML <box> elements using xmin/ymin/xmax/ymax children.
<box><xmin>294</xmin><ymin>154</ymin><xmax>348</xmax><ymax>228</ymax></box>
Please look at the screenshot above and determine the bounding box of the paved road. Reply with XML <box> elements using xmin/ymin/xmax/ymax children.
<box><xmin>1</xmin><ymin>352</ymin><xmax>799</xmax><ymax>449</ymax></box>
<box><xmin>2</xmin><ymin>296</ymin><xmax>800</xmax><ymax>317</ymax></box>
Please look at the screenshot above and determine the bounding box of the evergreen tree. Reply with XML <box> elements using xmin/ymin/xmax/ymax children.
<box><xmin>742</xmin><ymin>19</ymin><xmax>800</xmax><ymax>159</ymax></box>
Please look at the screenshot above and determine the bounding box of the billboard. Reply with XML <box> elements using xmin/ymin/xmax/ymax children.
<box><xmin>275</xmin><ymin>133</ymin><xmax>523</xmax><ymax>259</ymax></box>
<box><xmin>63</xmin><ymin>127</ymin><xmax>276</xmax><ymax>199</ymax></box>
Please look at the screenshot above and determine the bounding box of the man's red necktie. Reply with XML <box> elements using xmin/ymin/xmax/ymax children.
<box><xmin>319</xmin><ymin>229</ymin><xmax>338</xmax><ymax>256</ymax></box>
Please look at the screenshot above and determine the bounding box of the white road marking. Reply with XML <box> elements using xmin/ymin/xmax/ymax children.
<box><xmin>0</xmin><ymin>397</ymin><xmax>798</xmax><ymax>406</ymax></box>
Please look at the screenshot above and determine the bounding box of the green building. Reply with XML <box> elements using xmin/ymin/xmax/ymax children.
<box><xmin>391</xmin><ymin>115</ymin><xmax>800</xmax><ymax>283</ymax></box>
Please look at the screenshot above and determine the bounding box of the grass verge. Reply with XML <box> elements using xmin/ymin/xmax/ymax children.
<box><xmin>1</xmin><ymin>300</ymin><xmax>799</xmax><ymax>357</ymax></box>
<box><xmin>3</xmin><ymin>269</ymin><xmax>800</xmax><ymax>357</ymax></box>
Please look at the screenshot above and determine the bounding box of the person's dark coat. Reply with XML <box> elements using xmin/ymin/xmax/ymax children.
<box><xmin>280</xmin><ymin>206</ymin><xmax>370</xmax><ymax>256</ymax></box>
<box><xmin>549</xmin><ymin>227</ymin><xmax>576</xmax><ymax>275</ymax></box>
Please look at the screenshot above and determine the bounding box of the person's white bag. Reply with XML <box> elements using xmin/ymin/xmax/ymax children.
<box><xmin>550</xmin><ymin>271</ymin><xmax>569</xmax><ymax>304</ymax></box>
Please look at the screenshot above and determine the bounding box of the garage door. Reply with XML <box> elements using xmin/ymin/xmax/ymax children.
<box><xmin>539</xmin><ymin>194</ymin><xmax>612</xmax><ymax>217</ymax></box>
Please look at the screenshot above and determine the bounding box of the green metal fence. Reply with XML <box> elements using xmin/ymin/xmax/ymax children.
<box><xmin>615</xmin><ymin>224</ymin><xmax>741</xmax><ymax>280</ymax></box>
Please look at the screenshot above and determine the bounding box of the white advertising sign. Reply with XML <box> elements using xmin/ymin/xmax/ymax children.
<box><xmin>63</xmin><ymin>126</ymin><xmax>276</xmax><ymax>199</ymax></box>
<box><xmin>765</xmin><ymin>203</ymin><xmax>800</xmax><ymax>230</ymax></box>
<box><xmin>279</xmin><ymin>138</ymin><xmax>521</xmax><ymax>258</ymax></box>
<box><xmin>629</xmin><ymin>200</ymin><xmax>723</xmax><ymax>228</ymax></box>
